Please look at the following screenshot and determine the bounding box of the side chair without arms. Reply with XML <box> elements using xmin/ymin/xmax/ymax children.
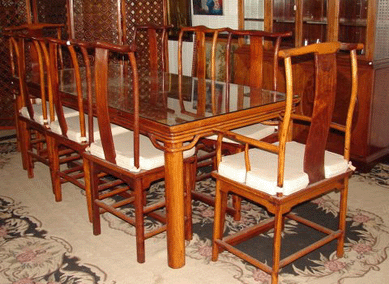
<box><xmin>82</xmin><ymin>41</ymin><xmax>195</xmax><ymax>263</ymax></box>
<box><xmin>178</xmin><ymin>26</ymin><xmax>292</xmax><ymax>220</ymax></box>
<box><xmin>177</xmin><ymin>25</ymin><xmax>243</xmax><ymax>220</ymax></box>
<box><xmin>205</xmin><ymin>29</ymin><xmax>293</xmax><ymax>147</ymax></box>
<box><xmin>211</xmin><ymin>42</ymin><xmax>363</xmax><ymax>284</ymax></box>
<box><xmin>36</xmin><ymin>37</ymin><xmax>126</xmax><ymax>220</ymax></box>
<box><xmin>6</xmin><ymin>33</ymin><xmax>81</xmax><ymax>182</ymax></box>
<box><xmin>133</xmin><ymin>24</ymin><xmax>196</xmax><ymax>238</ymax></box>
<box><xmin>5</xmin><ymin>26</ymin><xmax>76</xmax><ymax>178</ymax></box>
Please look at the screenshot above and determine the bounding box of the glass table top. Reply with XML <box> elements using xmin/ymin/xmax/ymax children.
<box><xmin>57</xmin><ymin>66</ymin><xmax>286</xmax><ymax>127</ymax></box>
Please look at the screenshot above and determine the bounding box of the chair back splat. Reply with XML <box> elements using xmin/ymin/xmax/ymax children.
<box><xmin>94</xmin><ymin>42</ymin><xmax>138</xmax><ymax>166</ymax></box>
<box><xmin>47</xmin><ymin>39</ymin><xmax>94</xmax><ymax>141</ymax></box>
<box><xmin>211</xmin><ymin>42</ymin><xmax>363</xmax><ymax>284</ymax></box>
<box><xmin>225</xmin><ymin>29</ymin><xmax>292</xmax><ymax>90</ymax></box>
<box><xmin>132</xmin><ymin>24</ymin><xmax>173</xmax><ymax>111</ymax></box>
<box><xmin>132</xmin><ymin>24</ymin><xmax>172</xmax><ymax>75</ymax></box>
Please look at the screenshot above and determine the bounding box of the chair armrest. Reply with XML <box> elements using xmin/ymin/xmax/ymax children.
<box><xmin>213</xmin><ymin>128</ymin><xmax>279</xmax><ymax>153</ymax></box>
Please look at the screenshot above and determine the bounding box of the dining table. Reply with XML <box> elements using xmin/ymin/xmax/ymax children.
<box><xmin>27</xmin><ymin>65</ymin><xmax>292</xmax><ymax>269</ymax></box>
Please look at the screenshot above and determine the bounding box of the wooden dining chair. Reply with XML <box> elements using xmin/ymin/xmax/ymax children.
<box><xmin>7</xmin><ymin>34</ymin><xmax>51</xmax><ymax>177</ymax></box>
<box><xmin>214</xmin><ymin>29</ymin><xmax>292</xmax><ymax>145</ymax></box>
<box><xmin>5</xmin><ymin>33</ymin><xmax>80</xmax><ymax>182</ymax></box>
<box><xmin>178</xmin><ymin>26</ymin><xmax>292</xmax><ymax>220</ymax></box>
<box><xmin>4</xmin><ymin>24</ymin><xmax>72</xmax><ymax>177</ymax></box>
<box><xmin>178</xmin><ymin>25</ymin><xmax>229</xmax><ymax>79</ymax></box>
<box><xmin>82</xmin><ymin>41</ymin><xmax>196</xmax><ymax>263</ymax></box>
<box><xmin>177</xmin><ymin>25</ymin><xmax>239</xmax><ymax>215</ymax></box>
<box><xmin>211</xmin><ymin>42</ymin><xmax>363</xmax><ymax>283</ymax></box>
<box><xmin>40</xmin><ymin>38</ymin><xmax>93</xmax><ymax>206</ymax></box>
<box><xmin>199</xmin><ymin>29</ymin><xmax>292</xmax><ymax>161</ymax></box>
<box><xmin>31</xmin><ymin>37</ymin><xmax>126</xmax><ymax>221</ymax></box>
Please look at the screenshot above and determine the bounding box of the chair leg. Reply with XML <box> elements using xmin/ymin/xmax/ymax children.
<box><xmin>227</xmin><ymin>146</ymin><xmax>244</xmax><ymax>221</ymax></box>
<box><xmin>83</xmin><ymin>158</ymin><xmax>93</xmax><ymax>222</ymax></box>
<box><xmin>184</xmin><ymin>157</ymin><xmax>196</xmax><ymax>241</ymax></box>
<box><xmin>26</xmin><ymin>129</ymin><xmax>35</xmax><ymax>179</ymax></box>
<box><xmin>271</xmin><ymin>210</ymin><xmax>283</xmax><ymax>284</ymax></box>
<box><xmin>212</xmin><ymin>179</ymin><xmax>228</xmax><ymax>261</ymax></box>
<box><xmin>18</xmin><ymin>119</ymin><xmax>28</xmax><ymax>170</ymax></box>
<box><xmin>14</xmin><ymin>100</ymin><xmax>22</xmax><ymax>153</ymax></box>
<box><xmin>337</xmin><ymin>177</ymin><xmax>349</xmax><ymax>257</ymax></box>
<box><xmin>48</xmin><ymin>137</ymin><xmax>62</xmax><ymax>202</ymax></box>
<box><xmin>91</xmin><ymin>162</ymin><xmax>102</xmax><ymax>236</ymax></box>
<box><xmin>232</xmin><ymin>195</ymin><xmax>241</xmax><ymax>221</ymax></box>
<box><xmin>19</xmin><ymin>123</ymin><xmax>34</xmax><ymax>178</ymax></box>
<box><xmin>134</xmin><ymin>179</ymin><xmax>146</xmax><ymax>263</ymax></box>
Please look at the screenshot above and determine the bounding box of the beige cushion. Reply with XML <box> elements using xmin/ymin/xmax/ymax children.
<box><xmin>218</xmin><ymin>141</ymin><xmax>349</xmax><ymax>196</ymax></box>
<box><xmin>280</xmin><ymin>141</ymin><xmax>350</xmax><ymax>179</ymax></box>
<box><xmin>50</xmin><ymin>116</ymin><xmax>127</xmax><ymax>143</ymax></box>
<box><xmin>20</xmin><ymin>105</ymin><xmax>78</xmax><ymax>125</ymax></box>
<box><xmin>89</xmin><ymin>129</ymin><xmax>196</xmax><ymax>172</ymax></box>
<box><xmin>205</xmin><ymin>123</ymin><xmax>276</xmax><ymax>143</ymax></box>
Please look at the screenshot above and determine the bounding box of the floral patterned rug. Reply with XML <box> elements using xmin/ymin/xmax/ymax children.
<box><xmin>0</xmin><ymin>137</ymin><xmax>389</xmax><ymax>284</ymax></box>
<box><xmin>186</xmin><ymin>174</ymin><xmax>389</xmax><ymax>283</ymax></box>
<box><xmin>102</xmin><ymin>163</ymin><xmax>389</xmax><ymax>283</ymax></box>
<box><xmin>0</xmin><ymin>195</ymin><xmax>107</xmax><ymax>284</ymax></box>
<box><xmin>0</xmin><ymin>137</ymin><xmax>107</xmax><ymax>284</ymax></box>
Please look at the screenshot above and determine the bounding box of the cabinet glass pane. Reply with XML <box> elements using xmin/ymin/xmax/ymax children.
<box><xmin>338</xmin><ymin>0</ymin><xmax>367</xmax><ymax>46</ymax></box>
<box><xmin>244</xmin><ymin>0</ymin><xmax>265</xmax><ymax>30</ymax></box>
<box><xmin>272</xmin><ymin>0</ymin><xmax>295</xmax><ymax>46</ymax></box>
<box><xmin>302</xmin><ymin>0</ymin><xmax>327</xmax><ymax>44</ymax></box>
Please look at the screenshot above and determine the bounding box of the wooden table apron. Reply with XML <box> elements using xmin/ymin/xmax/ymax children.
<box><xmin>25</xmin><ymin>77</ymin><xmax>288</xmax><ymax>269</ymax></box>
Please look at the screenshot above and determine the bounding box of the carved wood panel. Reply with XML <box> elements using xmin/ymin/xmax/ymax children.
<box><xmin>71</xmin><ymin>0</ymin><xmax>121</xmax><ymax>43</ymax></box>
<box><xmin>36</xmin><ymin>0</ymin><xmax>68</xmax><ymax>36</ymax></box>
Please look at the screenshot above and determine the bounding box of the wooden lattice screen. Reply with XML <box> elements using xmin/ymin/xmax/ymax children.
<box><xmin>0</xmin><ymin>0</ymin><xmax>170</xmax><ymax>129</ymax></box>
<box><xmin>70</xmin><ymin>0</ymin><xmax>121</xmax><ymax>43</ymax></box>
<box><xmin>123</xmin><ymin>0</ymin><xmax>167</xmax><ymax>67</ymax></box>
<box><xmin>36</xmin><ymin>0</ymin><xmax>68</xmax><ymax>34</ymax></box>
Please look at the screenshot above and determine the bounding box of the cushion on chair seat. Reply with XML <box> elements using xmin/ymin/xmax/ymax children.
<box><xmin>218</xmin><ymin>141</ymin><xmax>349</xmax><ymax>196</ymax></box>
<box><xmin>89</xmin><ymin>129</ymin><xmax>196</xmax><ymax>172</ymax></box>
<box><xmin>205</xmin><ymin>123</ymin><xmax>276</xmax><ymax>143</ymax></box>
<box><xmin>281</xmin><ymin>141</ymin><xmax>350</xmax><ymax>179</ymax></box>
<box><xmin>20</xmin><ymin>105</ymin><xmax>79</xmax><ymax>125</ymax></box>
<box><xmin>50</xmin><ymin>116</ymin><xmax>127</xmax><ymax>143</ymax></box>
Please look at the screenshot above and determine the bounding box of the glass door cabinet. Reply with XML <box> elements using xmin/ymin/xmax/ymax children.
<box><xmin>237</xmin><ymin>0</ymin><xmax>389</xmax><ymax>170</ymax></box>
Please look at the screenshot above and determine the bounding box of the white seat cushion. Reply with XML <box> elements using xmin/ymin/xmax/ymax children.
<box><xmin>50</xmin><ymin>116</ymin><xmax>127</xmax><ymax>143</ymax></box>
<box><xmin>205</xmin><ymin>123</ymin><xmax>276</xmax><ymax>143</ymax></box>
<box><xmin>89</xmin><ymin>130</ymin><xmax>196</xmax><ymax>172</ymax></box>
<box><xmin>20</xmin><ymin>104</ymin><xmax>79</xmax><ymax>125</ymax></box>
<box><xmin>217</xmin><ymin>151</ymin><xmax>248</xmax><ymax>184</ymax></box>
<box><xmin>281</xmin><ymin>141</ymin><xmax>350</xmax><ymax>179</ymax></box>
<box><xmin>218</xmin><ymin>141</ymin><xmax>349</xmax><ymax>196</ymax></box>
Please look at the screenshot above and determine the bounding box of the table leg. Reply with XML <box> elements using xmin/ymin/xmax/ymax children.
<box><xmin>164</xmin><ymin>145</ymin><xmax>185</xmax><ymax>268</ymax></box>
